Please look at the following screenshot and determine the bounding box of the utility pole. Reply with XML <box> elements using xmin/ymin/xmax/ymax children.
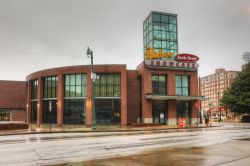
<box><xmin>86</xmin><ymin>47</ymin><xmax>97</xmax><ymax>130</ymax></box>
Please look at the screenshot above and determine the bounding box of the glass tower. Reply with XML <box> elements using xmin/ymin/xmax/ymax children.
<box><xmin>143</xmin><ymin>11</ymin><xmax>178</xmax><ymax>58</ymax></box>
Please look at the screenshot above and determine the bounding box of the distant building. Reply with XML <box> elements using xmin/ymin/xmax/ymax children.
<box><xmin>242</xmin><ymin>52</ymin><xmax>250</xmax><ymax>70</ymax></box>
<box><xmin>199</xmin><ymin>68</ymin><xmax>239</xmax><ymax>117</ymax></box>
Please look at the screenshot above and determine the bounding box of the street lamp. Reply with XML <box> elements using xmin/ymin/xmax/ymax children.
<box><xmin>86</xmin><ymin>47</ymin><xmax>97</xmax><ymax>130</ymax></box>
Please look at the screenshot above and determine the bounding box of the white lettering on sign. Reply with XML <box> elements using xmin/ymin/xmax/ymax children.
<box><xmin>145</xmin><ymin>59</ymin><xmax>199</xmax><ymax>69</ymax></box>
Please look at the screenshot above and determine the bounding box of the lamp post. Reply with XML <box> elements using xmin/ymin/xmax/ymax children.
<box><xmin>86</xmin><ymin>47</ymin><xmax>97</xmax><ymax>130</ymax></box>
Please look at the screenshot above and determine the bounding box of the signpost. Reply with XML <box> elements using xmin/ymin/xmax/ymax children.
<box><xmin>49</xmin><ymin>101</ymin><xmax>52</xmax><ymax>132</ymax></box>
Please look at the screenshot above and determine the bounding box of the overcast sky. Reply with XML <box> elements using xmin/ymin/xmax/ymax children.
<box><xmin>0</xmin><ymin>0</ymin><xmax>249</xmax><ymax>81</ymax></box>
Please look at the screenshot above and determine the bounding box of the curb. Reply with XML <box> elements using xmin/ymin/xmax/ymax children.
<box><xmin>0</xmin><ymin>125</ymin><xmax>220</xmax><ymax>136</ymax></box>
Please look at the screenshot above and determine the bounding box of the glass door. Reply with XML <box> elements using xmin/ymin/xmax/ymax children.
<box><xmin>152</xmin><ymin>100</ymin><xmax>167</xmax><ymax>124</ymax></box>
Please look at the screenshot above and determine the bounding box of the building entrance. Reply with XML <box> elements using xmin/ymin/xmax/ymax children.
<box><xmin>152</xmin><ymin>100</ymin><xmax>167</xmax><ymax>124</ymax></box>
<box><xmin>42</xmin><ymin>100</ymin><xmax>57</xmax><ymax>124</ymax></box>
<box><xmin>95</xmin><ymin>99</ymin><xmax>121</xmax><ymax>125</ymax></box>
<box><xmin>176</xmin><ymin>101</ymin><xmax>191</xmax><ymax>124</ymax></box>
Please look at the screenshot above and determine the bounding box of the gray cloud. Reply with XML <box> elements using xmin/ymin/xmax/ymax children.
<box><xmin>0</xmin><ymin>0</ymin><xmax>249</xmax><ymax>80</ymax></box>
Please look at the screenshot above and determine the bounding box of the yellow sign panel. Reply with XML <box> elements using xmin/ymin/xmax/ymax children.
<box><xmin>144</xmin><ymin>48</ymin><xmax>174</xmax><ymax>60</ymax></box>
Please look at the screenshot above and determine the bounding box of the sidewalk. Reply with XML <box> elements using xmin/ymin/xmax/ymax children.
<box><xmin>0</xmin><ymin>123</ymin><xmax>220</xmax><ymax>136</ymax></box>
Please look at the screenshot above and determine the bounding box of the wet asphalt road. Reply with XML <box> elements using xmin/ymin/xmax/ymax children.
<box><xmin>0</xmin><ymin>123</ymin><xmax>250</xmax><ymax>166</ymax></box>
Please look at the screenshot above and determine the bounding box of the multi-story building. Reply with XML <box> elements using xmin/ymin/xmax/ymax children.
<box><xmin>199</xmin><ymin>68</ymin><xmax>239</xmax><ymax>117</ymax></box>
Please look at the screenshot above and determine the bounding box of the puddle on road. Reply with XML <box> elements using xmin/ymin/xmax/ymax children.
<box><xmin>236</xmin><ymin>138</ymin><xmax>250</xmax><ymax>141</ymax></box>
<box><xmin>50</xmin><ymin>139</ymin><xmax>250</xmax><ymax>166</ymax></box>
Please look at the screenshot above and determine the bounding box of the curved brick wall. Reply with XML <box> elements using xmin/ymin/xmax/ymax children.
<box><xmin>26</xmin><ymin>65</ymin><xmax>127</xmax><ymax>127</ymax></box>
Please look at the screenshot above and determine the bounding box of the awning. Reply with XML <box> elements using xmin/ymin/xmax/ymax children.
<box><xmin>145</xmin><ymin>95</ymin><xmax>208</xmax><ymax>101</ymax></box>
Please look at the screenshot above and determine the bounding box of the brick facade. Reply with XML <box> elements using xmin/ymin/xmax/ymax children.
<box><xmin>127</xmin><ymin>70</ymin><xmax>140</xmax><ymax>124</ymax></box>
<box><xmin>137</xmin><ymin>63</ymin><xmax>199</xmax><ymax>125</ymax></box>
<box><xmin>26</xmin><ymin>65</ymin><xmax>127</xmax><ymax>127</ymax></box>
<box><xmin>0</xmin><ymin>80</ymin><xmax>26</xmax><ymax>121</ymax></box>
<box><xmin>1</xmin><ymin>62</ymin><xmax>200</xmax><ymax>126</ymax></box>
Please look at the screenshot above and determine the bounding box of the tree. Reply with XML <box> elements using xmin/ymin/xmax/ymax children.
<box><xmin>220</xmin><ymin>63</ymin><xmax>250</xmax><ymax>114</ymax></box>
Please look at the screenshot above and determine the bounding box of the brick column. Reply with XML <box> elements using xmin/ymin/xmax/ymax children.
<box><xmin>86</xmin><ymin>69</ymin><xmax>92</xmax><ymax>127</ymax></box>
<box><xmin>167</xmin><ymin>72</ymin><xmax>175</xmax><ymax>96</ymax></box>
<box><xmin>167</xmin><ymin>73</ymin><xmax>177</xmax><ymax>125</ymax></box>
<box><xmin>37</xmin><ymin>78</ymin><xmax>43</xmax><ymax>127</ymax></box>
<box><xmin>168</xmin><ymin>100</ymin><xmax>177</xmax><ymax>125</ymax></box>
<box><xmin>191</xmin><ymin>100</ymin><xmax>199</xmax><ymax>125</ymax></box>
<box><xmin>190</xmin><ymin>71</ymin><xmax>198</xmax><ymax>96</ymax></box>
<box><xmin>57</xmin><ymin>74</ymin><xmax>64</xmax><ymax>127</ymax></box>
<box><xmin>121</xmin><ymin>69</ymin><xmax>127</xmax><ymax>126</ymax></box>
<box><xmin>26</xmin><ymin>81</ymin><xmax>31</xmax><ymax>123</ymax></box>
<box><xmin>141</xmin><ymin>68</ymin><xmax>152</xmax><ymax>123</ymax></box>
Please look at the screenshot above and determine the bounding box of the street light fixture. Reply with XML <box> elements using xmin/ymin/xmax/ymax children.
<box><xmin>86</xmin><ymin>47</ymin><xmax>97</xmax><ymax>130</ymax></box>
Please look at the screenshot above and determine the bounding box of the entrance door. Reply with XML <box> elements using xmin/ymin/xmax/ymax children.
<box><xmin>152</xmin><ymin>100</ymin><xmax>167</xmax><ymax>124</ymax></box>
<box><xmin>176</xmin><ymin>101</ymin><xmax>191</xmax><ymax>124</ymax></box>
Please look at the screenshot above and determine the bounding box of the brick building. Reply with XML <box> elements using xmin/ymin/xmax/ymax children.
<box><xmin>0</xmin><ymin>81</ymin><xmax>26</xmax><ymax>121</ymax></box>
<box><xmin>199</xmin><ymin>68</ymin><xmax>239</xmax><ymax>118</ymax></box>
<box><xmin>1</xmin><ymin>11</ymin><xmax>203</xmax><ymax>127</ymax></box>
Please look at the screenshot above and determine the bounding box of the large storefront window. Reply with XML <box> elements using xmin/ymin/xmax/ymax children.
<box><xmin>65</xmin><ymin>74</ymin><xmax>87</xmax><ymax>97</ymax></box>
<box><xmin>31</xmin><ymin>80</ymin><xmax>38</xmax><ymax>123</ymax></box>
<box><xmin>42</xmin><ymin>100</ymin><xmax>57</xmax><ymax>124</ymax></box>
<box><xmin>31</xmin><ymin>101</ymin><xmax>37</xmax><ymax>123</ymax></box>
<box><xmin>94</xmin><ymin>74</ymin><xmax>121</xmax><ymax>125</ymax></box>
<box><xmin>43</xmin><ymin>76</ymin><xmax>58</xmax><ymax>98</ymax></box>
<box><xmin>0</xmin><ymin>109</ymin><xmax>10</xmax><ymax>121</ymax></box>
<box><xmin>152</xmin><ymin>75</ymin><xmax>166</xmax><ymax>95</ymax></box>
<box><xmin>95</xmin><ymin>99</ymin><xmax>121</xmax><ymax>124</ymax></box>
<box><xmin>64</xmin><ymin>99</ymin><xmax>85</xmax><ymax>124</ymax></box>
<box><xmin>152</xmin><ymin>100</ymin><xmax>167</xmax><ymax>124</ymax></box>
<box><xmin>176</xmin><ymin>101</ymin><xmax>191</xmax><ymax>124</ymax></box>
<box><xmin>43</xmin><ymin>76</ymin><xmax>58</xmax><ymax>124</ymax></box>
<box><xmin>94</xmin><ymin>74</ymin><xmax>121</xmax><ymax>97</ymax></box>
<box><xmin>64</xmin><ymin>74</ymin><xmax>87</xmax><ymax>125</ymax></box>
<box><xmin>176</xmin><ymin>75</ymin><xmax>189</xmax><ymax>96</ymax></box>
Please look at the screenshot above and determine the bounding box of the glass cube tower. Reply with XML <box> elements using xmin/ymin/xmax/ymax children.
<box><xmin>143</xmin><ymin>11</ymin><xmax>178</xmax><ymax>58</ymax></box>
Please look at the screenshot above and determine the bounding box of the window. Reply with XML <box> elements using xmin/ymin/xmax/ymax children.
<box><xmin>143</xmin><ymin>12</ymin><xmax>178</xmax><ymax>56</ymax></box>
<box><xmin>31</xmin><ymin>80</ymin><xmax>38</xmax><ymax>100</ymax></box>
<box><xmin>176</xmin><ymin>75</ymin><xmax>189</xmax><ymax>96</ymax></box>
<box><xmin>42</xmin><ymin>100</ymin><xmax>57</xmax><ymax>124</ymax></box>
<box><xmin>94</xmin><ymin>74</ymin><xmax>121</xmax><ymax>97</ymax></box>
<box><xmin>43</xmin><ymin>76</ymin><xmax>58</xmax><ymax>98</ymax></box>
<box><xmin>152</xmin><ymin>75</ymin><xmax>166</xmax><ymax>95</ymax></box>
<box><xmin>64</xmin><ymin>99</ymin><xmax>85</xmax><ymax>124</ymax></box>
<box><xmin>95</xmin><ymin>99</ymin><xmax>121</xmax><ymax>124</ymax></box>
<box><xmin>176</xmin><ymin>101</ymin><xmax>191</xmax><ymax>124</ymax></box>
<box><xmin>63</xmin><ymin>74</ymin><xmax>87</xmax><ymax>125</ymax></box>
<box><xmin>31</xmin><ymin>80</ymin><xmax>38</xmax><ymax>123</ymax></box>
<box><xmin>64</xmin><ymin>74</ymin><xmax>87</xmax><ymax>98</ymax></box>
<box><xmin>31</xmin><ymin>101</ymin><xmax>37</xmax><ymax>123</ymax></box>
<box><xmin>0</xmin><ymin>109</ymin><xmax>10</xmax><ymax>121</ymax></box>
